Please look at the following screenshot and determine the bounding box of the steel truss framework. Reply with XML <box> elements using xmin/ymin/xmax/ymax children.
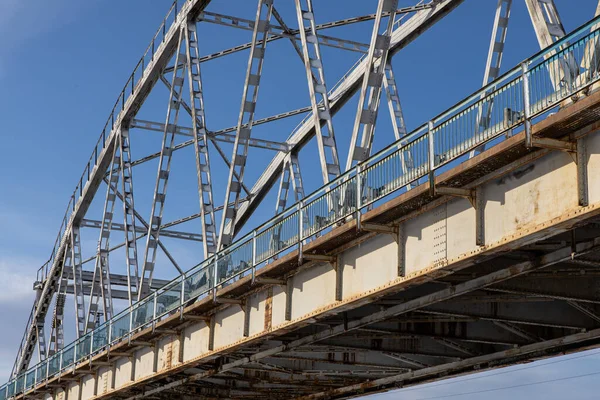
<box><xmin>9</xmin><ymin>0</ymin><xmax>600</xmax><ymax>386</ymax></box>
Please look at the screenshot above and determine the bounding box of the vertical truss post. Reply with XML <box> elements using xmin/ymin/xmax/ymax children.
<box><xmin>525</xmin><ymin>0</ymin><xmax>578</xmax><ymax>90</ymax></box>
<box><xmin>85</xmin><ymin>140</ymin><xmax>120</xmax><ymax>332</ymax></box>
<box><xmin>580</xmin><ymin>2</ymin><xmax>600</xmax><ymax>83</ymax></box>
<box><xmin>470</xmin><ymin>0</ymin><xmax>513</xmax><ymax>157</ymax></box>
<box><xmin>47</xmin><ymin>247</ymin><xmax>71</xmax><ymax>356</ymax></box>
<box><xmin>275</xmin><ymin>153</ymin><xmax>305</xmax><ymax>215</ymax></box>
<box><xmin>120</xmin><ymin>126</ymin><xmax>140</xmax><ymax>306</ymax></box>
<box><xmin>185</xmin><ymin>20</ymin><xmax>218</xmax><ymax>258</ymax></box>
<box><xmin>139</xmin><ymin>28</ymin><xmax>186</xmax><ymax>299</ymax></box>
<box><xmin>272</xmin><ymin>153</ymin><xmax>305</xmax><ymax>257</ymax></box>
<box><xmin>288</xmin><ymin>154</ymin><xmax>305</xmax><ymax>202</ymax></box>
<box><xmin>294</xmin><ymin>0</ymin><xmax>341</xmax><ymax>185</ymax></box>
<box><xmin>71</xmin><ymin>226</ymin><xmax>86</xmax><ymax>338</ymax></box>
<box><xmin>275</xmin><ymin>156</ymin><xmax>293</xmax><ymax>216</ymax></box>
<box><xmin>382</xmin><ymin>61</ymin><xmax>413</xmax><ymax>188</ymax></box>
<box><xmin>347</xmin><ymin>0</ymin><xmax>399</xmax><ymax>171</ymax></box>
<box><xmin>522</xmin><ymin>62</ymin><xmax>533</xmax><ymax>148</ymax></box>
<box><xmin>35</xmin><ymin>323</ymin><xmax>46</xmax><ymax>362</ymax></box>
<box><xmin>34</xmin><ymin>285</ymin><xmax>46</xmax><ymax>362</ymax></box>
<box><xmin>218</xmin><ymin>0</ymin><xmax>276</xmax><ymax>249</ymax></box>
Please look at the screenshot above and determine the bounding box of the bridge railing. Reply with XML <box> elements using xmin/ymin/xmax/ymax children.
<box><xmin>5</xmin><ymin>12</ymin><xmax>600</xmax><ymax>400</ymax></box>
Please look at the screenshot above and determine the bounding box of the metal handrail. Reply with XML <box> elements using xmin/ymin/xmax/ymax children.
<box><xmin>5</xmin><ymin>10</ymin><xmax>600</xmax><ymax>400</ymax></box>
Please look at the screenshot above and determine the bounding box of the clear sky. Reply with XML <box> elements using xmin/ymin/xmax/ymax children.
<box><xmin>0</xmin><ymin>0</ymin><xmax>599</xmax><ymax>398</ymax></box>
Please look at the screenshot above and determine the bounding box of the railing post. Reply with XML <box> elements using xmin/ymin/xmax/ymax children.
<box><xmin>179</xmin><ymin>274</ymin><xmax>186</xmax><ymax>318</ymax></box>
<box><xmin>521</xmin><ymin>62</ymin><xmax>532</xmax><ymax>148</ymax></box>
<box><xmin>298</xmin><ymin>200</ymin><xmax>305</xmax><ymax>265</ymax></box>
<box><xmin>251</xmin><ymin>229</ymin><xmax>257</xmax><ymax>283</ymax></box>
<box><xmin>107</xmin><ymin>316</ymin><xmax>112</xmax><ymax>346</ymax></box>
<box><xmin>58</xmin><ymin>350</ymin><xmax>63</xmax><ymax>375</ymax></box>
<box><xmin>356</xmin><ymin>165</ymin><xmax>362</xmax><ymax>232</ymax></box>
<box><xmin>427</xmin><ymin>120</ymin><xmax>436</xmax><ymax>196</ymax></box>
<box><xmin>90</xmin><ymin>329</ymin><xmax>94</xmax><ymax>362</ymax></box>
<box><xmin>128</xmin><ymin>305</ymin><xmax>133</xmax><ymax>344</ymax></box>
<box><xmin>212</xmin><ymin>256</ymin><xmax>218</xmax><ymax>303</ymax></box>
<box><xmin>153</xmin><ymin>292</ymin><xmax>158</xmax><ymax>325</ymax></box>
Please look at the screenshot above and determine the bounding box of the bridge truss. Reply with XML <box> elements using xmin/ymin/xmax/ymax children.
<box><xmin>7</xmin><ymin>0</ymin><xmax>600</xmax><ymax>397</ymax></box>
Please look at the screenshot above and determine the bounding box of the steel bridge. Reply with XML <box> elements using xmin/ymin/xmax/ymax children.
<box><xmin>4</xmin><ymin>0</ymin><xmax>600</xmax><ymax>398</ymax></box>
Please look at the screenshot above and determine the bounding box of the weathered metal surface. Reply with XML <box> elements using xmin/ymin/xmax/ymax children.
<box><xmin>15</xmin><ymin>85</ymin><xmax>600</xmax><ymax>399</ymax></box>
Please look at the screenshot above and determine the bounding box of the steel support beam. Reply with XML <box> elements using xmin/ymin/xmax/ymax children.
<box><xmin>218</xmin><ymin>0</ymin><xmax>276</xmax><ymax>249</ymax></box>
<box><xmin>123</xmin><ymin>236</ymin><xmax>597</xmax><ymax>399</ymax></box>
<box><xmin>525</xmin><ymin>0</ymin><xmax>578</xmax><ymax>90</ymax></box>
<box><xmin>131</xmin><ymin>119</ymin><xmax>292</xmax><ymax>152</ymax></box>
<box><xmin>12</xmin><ymin>0</ymin><xmax>214</xmax><ymax>375</ymax></box>
<box><xmin>470</xmin><ymin>0</ymin><xmax>513</xmax><ymax>157</ymax></box>
<box><xmin>229</xmin><ymin>0</ymin><xmax>464</xmax><ymax>238</ymax></box>
<box><xmin>295</xmin><ymin>0</ymin><xmax>341</xmax><ymax>184</ymax></box>
<box><xmin>81</xmin><ymin>219</ymin><xmax>203</xmax><ymax>242</ymax></box>
<box><xmin>85</xmin><ymin>136</ymin><xmax>120</xmax><ymax>331</ymax></box>
<box><xmin>347</xmin><ymin>0</ymin><xmax>398</xmax><ymax>170</ymax></box>
<box><xmin>185</xmin><ymin>20</ymin><xmax>218</xmax><ymax>258</ymax></box>
<box><xmin>139</xmin><ymin>28</ymin><xmax>187</xmax><ymax>300</ymax></box>
<box><xmin>193</xmin><ymin>3</ymin><xmax>436</xmax><ymax>63</ymax></box>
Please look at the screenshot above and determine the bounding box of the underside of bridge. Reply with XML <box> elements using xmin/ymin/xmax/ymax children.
<box><xmin>20</xmin><ymin>91</ymin><xmax>600</xmax><ymax>398</ymax></box>
<box><xmin>8</xmin><ymin>0</ymin><xmax>600</xmax><ymax>399</ymax></box>
<box><xmin>114</xmin><ymin>239</ymin><xmax>600</xmax><ymax>400</ymax></box>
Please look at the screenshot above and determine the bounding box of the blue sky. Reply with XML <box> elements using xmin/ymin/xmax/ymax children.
<box><xmin>1</xmin><ymin>0</ymin><xmax>600</xmax><ymax>397</ymax></box>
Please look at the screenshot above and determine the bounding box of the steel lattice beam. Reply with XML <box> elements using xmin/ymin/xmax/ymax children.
<box><xmin>218</xmin><ymin>0</ymin><xmax>276</xmax><ymax>249</ymax></box>
<box><xmin>229</xmin><ymin>0</ymin><xmax>464</xmax><ymax>239</ymax></box>
<box><xmin>11</xmin><ymin>0</ymin><xmax>214</xmax><ymax>375</ymax></box>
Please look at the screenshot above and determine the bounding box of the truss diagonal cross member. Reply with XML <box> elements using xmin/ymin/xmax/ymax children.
<box><xmin>275</xmin><ymin>157</ymin><xmax>293</xmax><ymax>216</ymax></box>
<box><xmin>273</xmin><ymin>154</ymin><xmax>305</xmax><ymax>255</ymax></box>
<box><xmin>85</xmin><ymin>136</ymin><xmax>120</xmax><ymax>332</ymax></box>
<box><xmin>218</xmin><ymin>0</ymin><xmax>276</xmax><ymax>249</ymax></box>
<box><xmin>295</xmin><ymin>0</ymin><xmax>341</xmax><ymax>184</ymax></box>
<box><xmin>525</xmin><ymin>0</ymin><xmax>578</xmax><ymax>90</ymax></box>
<box><xmin>119</xmin><ymin>127</ymin><xmax>141</xmax><ymax>305</ymax></box>
<box><xmin>47</xmin><ymin>247</ymin><xmax>71</xmax><ymax>356</ymax></box>
<box><xmin>580</xmin><ymin>1</ymin><xmax>600</xmax><ymax>82</ymax></box>
<box><xmin>33</xmin><ymin>287</ymin><xmax>46</xmax><ymax>362</ymax></box>
<box><xmin>275</xmin><ymin>153</ymin><xmax>305</xmax><ymax>216</ymax></box>
<box><xmin>382</xmin><ymin>61</ymin><xmax>413</xmax><ymax>189</ymax></box>
<box><xmin>139</xmin><ymin>28</ymin><xmax>187</xmax><ymax>300</ymax></box>
<box><xmin>70</xmin><ymin>226</ymin><xmax>86</xmax><ymax>338</ymax></box>
<box><xmin>185</xmin><ymin>21</ymin><xmax>218</xmax><ymax>258</ymax></box>
<box><xmin>347</xmin><ymin>0</ymin><xmax>399</xmax><ymax>171</ymax></box>
<box><xmin>230</xmin><ymin>1</ymin><xmax>462</xmax><ymax>239</ymax></box>
<box><xmin>35</xmin><ymin>323</ymin><xmax>45</xmax><ymax>363</ymax></box>
<box><xmin>470</xmin><ymin>0</ymin><xmax>513</xmax><ymax>158</ymax></box>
